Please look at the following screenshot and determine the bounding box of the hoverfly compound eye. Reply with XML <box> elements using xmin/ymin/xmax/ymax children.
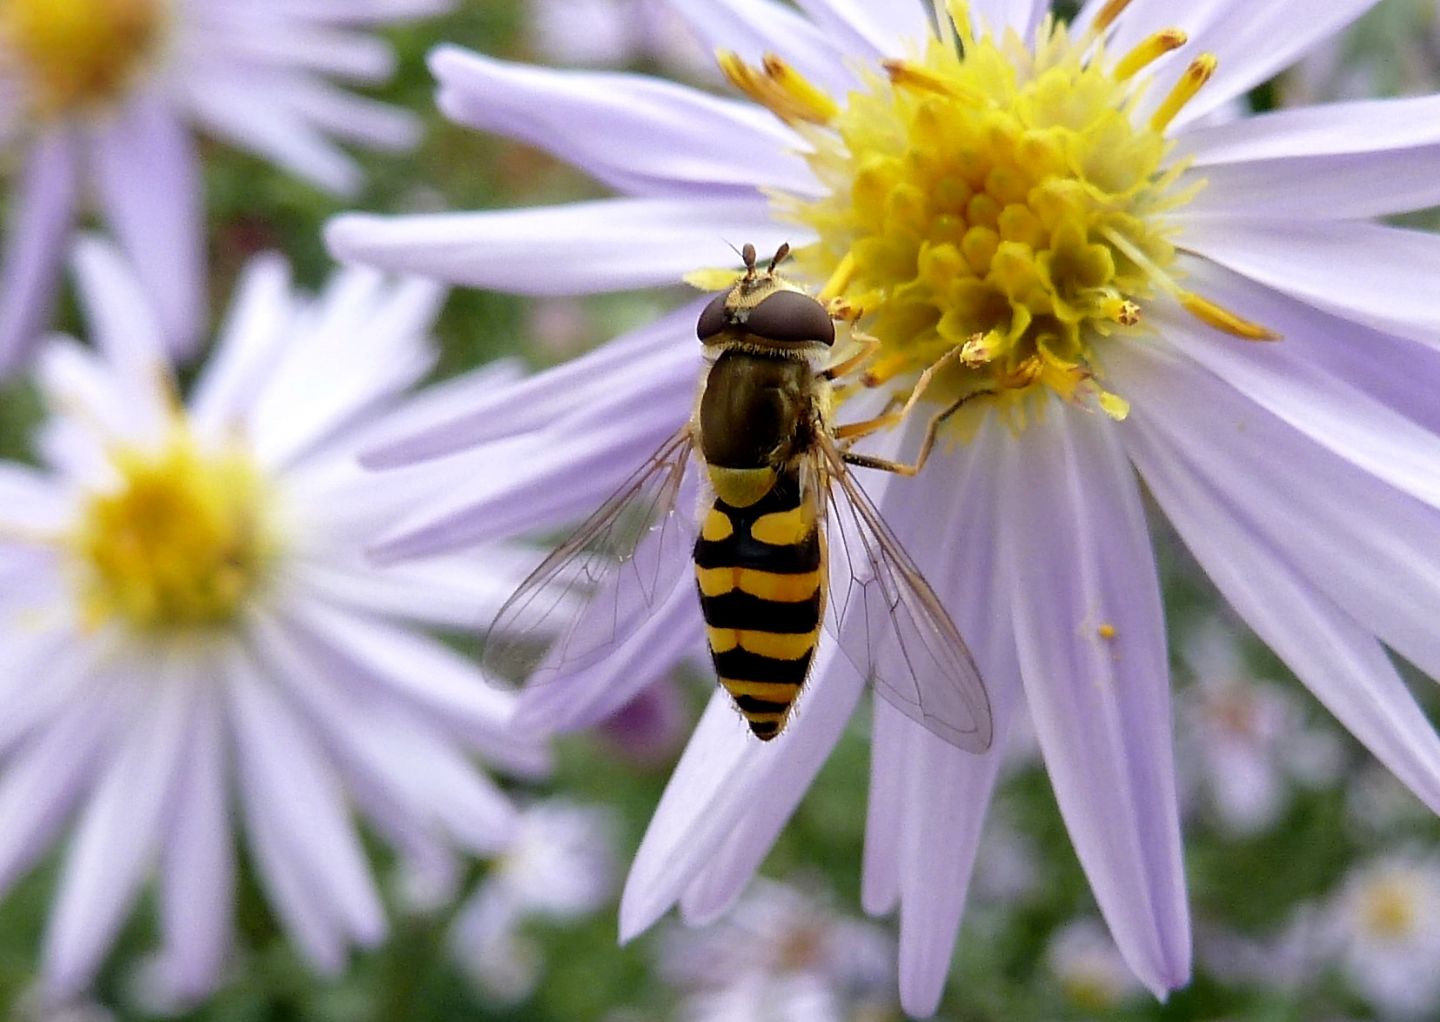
<box><xmin>745</xmin><ymin>290</ymin><xmax>836</xmax><ymax>346</ymax></box>
<box><xmin>697</xmin><ymin>292</ymin><xmax>730</xmax><ymax>342</ymax></box>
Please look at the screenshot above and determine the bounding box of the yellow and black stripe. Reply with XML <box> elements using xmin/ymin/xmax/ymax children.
<box><xmin>694</xmin><ymin>468</ymin><xmax>822</xmax><ymax>740</ymax></box>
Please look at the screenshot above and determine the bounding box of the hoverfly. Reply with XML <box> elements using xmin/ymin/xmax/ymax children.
<box><xmin>485</xmin><ymin>243</ymin><xmax>993</xmax><ymax>752</ymax></box>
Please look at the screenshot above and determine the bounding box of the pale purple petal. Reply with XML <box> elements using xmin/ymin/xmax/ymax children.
<box><xmin>0</xmin><ymin>130</ymin><xmax>79</xmax><ymax>376</ymax></box>
<box><xmin>1175</xmin><ymin>95</ymin><xmax>1440</xmax><ymax>219</ymax></box>
<box><xmin>860</xmin><ymin>702</ymin><xmax>905</xmax><ymax>916</ymax></box>
<box><xmin>871</xmin><ymin>417</ymin><xmax>1025</xmax><ymax>1017</ymax></box>
<box><xmin>1180</xmin><ymin>219</ymin><xmax>1440</xmax><ymax>349</ymax></box>
<box><xmin>621</xmin><ymin>648</ymin><xmax>865</xmax><ymax>941</ymax></box>
<box><xmin>665</xmin><ymin>0</ymin><xmax>857</xmax><ymax>95</ymax></box>
<box><xmin>227</xmin><ymin>648</ymin><xmax>387</xmax><ymax>953</ymax></box>
<box><xmin>285</xmin><ymin>552</ymin><xmax>530</xmax><ymax>633</ymax></box>
<box><xmin>68</xmin><ymin>237</ymin><xmax>174</xmax><ymax>442</ymax></box>
<box><xmin>88</xmin><ymin>91</ymin><xmax>205</xmax><ymax>356</ymax></box>
<box><xmin>1178</xmin><ymin>93</ymin><xmax>1440</xmax><ymax>163</ymax></box>
<box><xmin>0</xmin><ymin>463</ymin><xmax>71</xmax><ymax>533</ymax></box>
<box><xmin>42</xmin><ymin>674</ymin><xmax>195</xmax><ymax>999</ymax></box>
<box><xmin>793</xmin><ymin>0</ymin><xmax>931</xmax><ymax>58</ymax></box>
<box><xmin>194</xmin><ymin>23</ymin><xmax>398</xmax><ymax>81</ymax></box>
<box><xmin>0</xmin><ymin>698</ymin><xmax>113</xmax><ymax>899</ymax></box>
<box><xmin>1107</xmin><ymin>339</ymin><xmax>1440</xmax><ymax>747</ymax></box>
<box><xmin>252</xmin><ymin>610</ymin><xmax>518</xmax><ymax>853</ymax></box>
<box><xmin>363</xmin><ymin>299</ymin><xmax>699</xmax><ymax>467</ymax></box>
<box><xmin>370</xmin><ymin>396</ymin><xmax>691</xmax><ymax>563</ymax></box>
<box><xmin>513</xmin><ymin>573</ymin><xmax>705</xmax><ymax>735</ymax></box>
<box><xmin>1111</xmin><ymin>344</ymin><xmax>1440</xmax><ymax>815</ymax></box>
<box><xmin>1073</xmin><ymin>0</ymin><xmax>1232</xmax><ymax>59</ymax></box>
<box><xmin>966</xmin><ymin>0</ymin><xmax>1045</xmax><ymax>39</ymax></box>
<box><xmin>1002</xmin><ymin>403</ymin><xmax>1189</xmax><ymax>996</ymax></box>
<box><xmin>1180</xmin><ymin>149</ymin><xmax>1440</xmax><ymax>221</ymax></box>
<box><xmin>227</xmin><ymin>0</ymin><xmax>453</xmax><ymax>23</ymax></box>
<box><xmin>274</xmin><ymin>599</ymin><xmax>546</xmax><ymax>777</ymax></box>
<box><xmin>326</xmin><ymin>196</ymin><xmax>797</xmax><ymax>294</ymax></box>
<box><xmin>431</xmin><ymin>46</ymin><xmax>817</xmax><ymax>199</ymax></box>
<box><xmin>1165</xmin><ymin>0</ymin><xmax>1379</xmax><ymax>129</ymax></box>
<box><xmin>157</xmin><ymin>682</ymin><xmax>232</xmax><ymax>1002</ymax></box>
<box><xmin>186</xmin><ymin>73</ymin><xmax>363</xmax><ymax>195</ymax></box>
<box><xmin>1154</xmin><ymin>262</ymin><xmax>1440</xmax><ymax>511</ymax></box>
<box><xmin>247</xmin><ymin>273</ymin><xmax>442</xmax><ymax>470</ymax></box>
<box><xmin>188</xmin><ymin>254</ymin><xmax>295</xmax><ymax>436</ymax></box>
<box><xmin>282</xmin><ymin>77</ymin><xmax>420</xmax><ymax>151</ymax></box>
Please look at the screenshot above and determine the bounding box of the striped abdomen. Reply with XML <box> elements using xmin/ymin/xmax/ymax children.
<box><xmin>693</xmin><ymin>467</ymin><xmax>822</xmax><ymax>740</ymax></box>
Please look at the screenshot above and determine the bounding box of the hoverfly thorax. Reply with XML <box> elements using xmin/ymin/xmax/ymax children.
<box><xmin>487</xmin><ymin>241</ymin><xmax>991</xmax><ymax>750</ymax></box>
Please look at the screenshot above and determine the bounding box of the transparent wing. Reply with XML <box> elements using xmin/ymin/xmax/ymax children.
<box><xmin>483</xmin><ymin>426</ymin><xmax>697</xmax><ymax>686</ymax></box>
<box><xmin>816</xmin><ymin>437</ymin><xmax>994</xmax><ymax>752</ymax></box>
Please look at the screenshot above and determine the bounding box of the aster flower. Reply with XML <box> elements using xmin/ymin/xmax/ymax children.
<box><xmin>449</xmin><ymin>799</ymin><xmax>619</xmax><ymax>1004</ymax></box>
<box><xmin>1045</xmin><ymin>919</ymin><xmax>1145</xmax><ymax>1013</ymax></box>
<box><xmin>1177</xmin><ymin>615</ymin><xmax>1343</xmax><ymax>835</ymax></box>
<box><xmin>655</xmin><ymin>877</ymin><xmax>896</xmax><ymax>1022</ymax></box>
<box><xmin>1327</xmin><ymin>852</ymin><xmax>1440</xmax><ymax>1019</ymax></box>
<box><xmin>328</xmin><ymin>0</ymin><xmax>1440</xmax><ymax>1013</ymax></box>
<box><xmin>0</xmin><ymin>0</ymin><xmax>449</xmax><ymax>372</ymax></box>
<box><xmin>0</xmin><ymin>237</ymin><xmax>545</xmax><ymax>1007</ymax></box>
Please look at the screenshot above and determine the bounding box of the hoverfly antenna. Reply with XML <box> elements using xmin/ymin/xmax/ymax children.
<box><xmin>741</xmin><ymin>242</ymin><xmax>757</xmax><ymax>277</ymax></box>
<box><xmin>768</xmin><ymin>243</ymin><xmax>791</xmax><ymax>272</ymax></box>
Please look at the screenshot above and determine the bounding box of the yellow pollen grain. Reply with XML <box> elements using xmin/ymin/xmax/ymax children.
<box><xmin>3</xmin><ymin>0</ymin><xmax>166</xmax><ymax>118</ymax></box>
<box><xmin>69</xmin><ymin>430</ymin><xmax>276</xmax><ymax>632</ymax></box>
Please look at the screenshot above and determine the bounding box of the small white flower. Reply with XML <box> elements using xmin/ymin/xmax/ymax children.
<box><xmin>1329</xmin><ymin>852</ymin><xmax>1440</xmax><ymax>1019</ymax></box>
<box><xmin>656</xmin><ymin>877</ymin><xmax>895</xmax><ymax>1021</ymax></box>
<box><xmin>0</xmin><ymin>0</ymin><xmax>450</xmax><ymax>370</ymax></box>
<box><xmin>1178</xmin><ymin>616</ymin><xmax>1344</xmax><ymax>834</ymax></box>
<box><xmin>0</xmin><ymin>237</ymin><xmax>544</xmax><ymax>1006</ymax></box>
<box><xmin>1047</xmin><ymin>919</ymin><xmax>1145</xmax><ymax>1013</ymax></box>
<box><xmin>450</xmin><ymin>799</ymin><xmax>620</xmax><ymax>1003</ymax></box>
<box><xmin>528</xmin><ymin>0</ymin><xmax>714</xmax><ymax>78</ymax></box>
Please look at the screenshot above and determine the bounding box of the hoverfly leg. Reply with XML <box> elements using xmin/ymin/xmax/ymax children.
<box><xmin>820</xmin><ymin>331</ymin><xmax>880</xmax><ymax>381</ymax></box>
<box><xmin>841</xmin><ymin>387</ymin><xmax>997</xmax><ymax>476</ymax></box>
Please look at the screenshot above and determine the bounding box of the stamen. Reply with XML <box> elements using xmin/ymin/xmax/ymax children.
<box><xmin>1180</xmin><ymin>293</ymin><xmax>1282</xmax><ymax>341</ymax></box>
<box><xmin>883</xmin><ymin>59</ymin><xmax>984</xmax><ymax>103</ymax></box>
<box><xmin>717</xmin><ymin>51</ymin><xmax>837</xmax><ymax>126</ymax></box>
<box><xmin>817</xmin><ymin>251</ymin><xmax>856</xmax><ymax>304</ymax></box>
<box><xmin>1089</xmin><ymin>0</ymin><xmax>1137</xmax><ymax>36</ymax></box>
<box><xmin>1113</xmin><ymin>29</ymin><xmax>1188</xmax><ymax>81</ymax></box>
<box><xmin>1149</xmin><ymin>54</ymin><xmax>1217</xmax><ymax>133</ymax></box>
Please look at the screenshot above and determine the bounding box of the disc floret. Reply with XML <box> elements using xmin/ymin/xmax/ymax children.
<box><xmin>723</xmin><ymin>1</ymin><xmax>1270</xmax><ymax>424</ymax></box>
<box><xmin>2</xmin><ymin>0</ymin><xmax>167</xmax><ymax>119</ymax></box>
<box><xmin>69</xmin><ymin>428</ymin><xmax>279</xmax><ymax>633</ymax></box>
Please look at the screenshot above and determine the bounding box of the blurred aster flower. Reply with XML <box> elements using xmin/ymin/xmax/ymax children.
<box><xmin>328</xmin><ymin>0</ymin><xmax>1440</xmax><ymax>1012</ymax></box>
<box><xmin>656</xmin><ymin>878</ymin><xmax>895</xmax><ymax>1022</ymax></box>
<box><xmin>450</xmin><ymin>799</ymin><xmax>619</xmax><ymax>1004</ymax></box>
<box><xmin>0</xmin><ymin>0</ymin><xmax>450</xmax><ymax>372</ymax></box>
<box><xmin>0</xmin><ymin>237</ymin><xmax>544</xmax><ymax>1007</ymax></box>
<box><xmin>1046</xmin><ymin>919</ymin><xmax>1144</xmax><ymax>1013</ymax></box>
<box><xmin>1327</xmin><ymin>852</ymin><xmax>1440</xmax><ymax>1019</ymax></box>
<box><xmin>1177</xmin><ymin>616</ymin><xmax>1343</xmax><ymax>835</ymax></box>
<box><xmin>528</xmin><ymin>0</ymin><xmax>715</xmax><ymax>79</ymax></box>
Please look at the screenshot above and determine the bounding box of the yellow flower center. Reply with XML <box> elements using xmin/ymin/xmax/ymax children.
<box><xmin>1</xmin><ymin>0</ymin><xmax>167</xmax><ymax>118</ymax></box>
<box><xmin>69</xmin><ymin>430</ymin><xmax>279</xmax><ymax>632</ymax></box>
<box><xmin>1360</xmin><ymin>875</ymin><xmax>1420</xmax><ymax>941</ymax></box>
<box><xmin>722</xmin><ymin>0</ymin><xmax>1274</xmax><ymax>426</ymax></box>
